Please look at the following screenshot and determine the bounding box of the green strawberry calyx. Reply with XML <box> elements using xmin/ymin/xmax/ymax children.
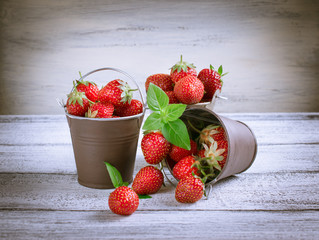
<box><xmin>119</xmin><ymin>82</ymin><xmax>138</xmax><ymax>104</ymax></box>
<box><xmin>170</xmin><ymin>55</ymin><xmax>196</xmax><ymax>73</ymax></box>
<box><xmin>67</xmin><ymin>81</ymin><xmax>94</xmax><ymax>106</ymax></box>
<box><xmin>76</xmin><ymin>71</ymin><xmax>97</xmax><ymax>87</ymax></box>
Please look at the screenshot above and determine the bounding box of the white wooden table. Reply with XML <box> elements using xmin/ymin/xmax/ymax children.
<box><xmin>0</xmin><ymin>113</ymin><xmax>319</xmax><ymax>239</ymax></box>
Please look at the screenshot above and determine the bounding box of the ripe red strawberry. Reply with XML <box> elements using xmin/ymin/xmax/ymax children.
<box><xmin>145</xmin><ymin>74</ymin><xmax>174</xmax><ymax>92</ymax></box>
<box><xmin>76</xmin><ymin>81</ymin><xmax>99</xmax><ymax>102</ymax></box>
<box><xmin>141</xmin><ymin>132</ymin><xmax>171</xmax><ymax>165</ymax></box>
<box><xmin>115</xmin><ymin>99</ymin><xmax>143</xmax><ymax>117</ymax></box>
<box><xmin>165</xmin><ymin>91</ymin><xmax>180</xmax><ymax>104</ymax></box>
<box><xmin>197</xmin><ymin>65</ymin><xmax>227</xmax><ymax>101</ymax></box>
<box><xmin>98</xmin><ymin>79</ymin><xmax>136</xmax><ymax>107</ymax></box>
<box><xmin>173</xmin><ymin>75</ymin><xmax>204</xmax><ymax>104</ymax></box>
<box><xmin>175</xmin><ymin>175</ymin><xmax>204</xmax><ymax>203</ymax></box>
<box><xmin>66</xmin><ymin>88</ymin><xmax>90</xmax><ymax>117</ymax></box>
<box><xmin>170</xmin><ymin>139</ymin><xmax>197</xmax><ymax>162</ymax></box>
<box><xmin>86</xmin><ymin>102</ymin><xmax>114</xmax><ymax>118</ymax></box>
<box><xmin>170</xmin><ymin>55</ymin><xmax>197</xmax><ymax>83</ymax></box>
<box><xmin>172</xmin><ymin>155</ymin><xmax>200</xmax><ymax>180</ymax></box>
<box><xmin>217</xmin><ymin>140</ymin><xmax>228</xmax><ymax>169</ymax></box>
<box><xmin>132</xmin><ymin>166</ymin><xmax>164</xmax><ymax>195</ymax></box>
<box><xmin>108</xmin><ymin>186</ymin><xmax>139</xmax><ymax>215</ymax></box>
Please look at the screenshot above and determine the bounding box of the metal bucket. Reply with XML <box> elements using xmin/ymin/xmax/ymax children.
<box><xmin>62</xmin><ymin>68</ymin><xmax>145</xmax><ymax>189</ymax></box>
<box><xmin>164</xmin><ymin>106</ymin><xmax>257</xmax><ymax>186</ymax></box>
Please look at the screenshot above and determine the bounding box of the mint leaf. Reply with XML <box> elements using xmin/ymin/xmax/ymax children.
<box><xmin>147</xmin><ymin>83</ymin><xmax>169</xmax><ymax>111</ymax></box>
<box><xmin>143</xmin><ymin>112</ymin><xmax>163</xmax><ymax>131</ymax></box>
<box><xmin>104</xmin><ymin>162</ymin><xmax>123</xmax><ymax>188</ymax></box>
<box><xmin>162</xmin><ymin>104</ymin><xmax>187</xmax><ymax>122</ymax></box>
<box><xmin>161</xmin><ymin>119</ymin><xmax>191</xmax><ymax>150</ymax></box>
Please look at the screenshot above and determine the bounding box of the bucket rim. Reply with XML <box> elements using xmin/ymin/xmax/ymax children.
<box><xmin>64</xmin><ymin>108</ymin><xmax>145</xmax><ymax>121</ymax></box>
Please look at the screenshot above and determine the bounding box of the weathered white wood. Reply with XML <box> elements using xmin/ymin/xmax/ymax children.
<box><xmin>0</xmin><ymin>144</ymin><xmax>318</xmax><ymax>174</ymax></box>
<box><xmin>0</xmin><ymin>172</ymin><xmax>318</xmax><ymax>211</ymax></box>
<box><xmin>1</xmin><ymin>0</ymin><xmax>319</xmax><ymax>114</ymax></box>
<box><xmin>1</xmin><ymin>210</ymin><xmax>318</xmax><ymax>240</ymax></box>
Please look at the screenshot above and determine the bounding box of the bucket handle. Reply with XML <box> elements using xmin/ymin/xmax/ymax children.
<box><xmin>77</xmin><ymin>67</ymin><xmax>145</xmax><ymax>106</ymax></box>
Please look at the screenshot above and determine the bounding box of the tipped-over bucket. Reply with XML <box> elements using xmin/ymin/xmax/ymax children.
<box><xmin>165</xmin><ymin>106</ymin><xmax>257</xmax><ymax>186</ymax></box>
<box><xmin>63</xmin><ymin>68</ymin><xmax>145</xmax><ymax>189</ymax></box>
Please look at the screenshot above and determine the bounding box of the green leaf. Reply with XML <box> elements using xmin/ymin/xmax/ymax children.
<box><xmin>147</xmin><ymin>83</ymin><xmax>169</xmax><ymax>111</ymax></box>
<box><xmin>161</xmin><ymin>119</ymin><xmax>191</xmax><ymax>150</ymax></box>
<box><xmin>218</xmin><ymin>65</ymin><xmax>223</xmax><ymax>75</ymax></box>
<box><xmin>142</xmin><ymin>112</ymin><xmax>163</xmax><ymax>131</ymax></box>
<box><xmin>104</xmin><ymin>162</ymin><xmax>123</xmax><ymax>188</ymax></box>
<box><xmin>162</xmin><ymin>104</ymin><xmax>187</xmax><ymax>122</ymax></box>
<box><xmin>138</xmin><ymin>194</ymin><xmax>152</xmax><ymax>199</ymax></box>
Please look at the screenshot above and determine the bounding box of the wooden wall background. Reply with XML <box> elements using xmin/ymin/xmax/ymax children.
<box><xmin>0</xmin><ymin>0</ymin><xmax>318</xmax><ymax>114</ymax></box>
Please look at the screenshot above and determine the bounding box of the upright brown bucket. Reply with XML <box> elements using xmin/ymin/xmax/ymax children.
<box><xmin>63</xmin><ymin>68</ymin><xmax>145</xmax><ymax>189</ymax></box>
<box><xmin>165</xmin><ymin>106</ymin><xmax>257</xmax><ymax>186</ymax></box>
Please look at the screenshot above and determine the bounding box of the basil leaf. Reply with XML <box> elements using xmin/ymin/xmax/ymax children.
<box><xmin>142</xmin><ymin>112</ymin><xmax>163</xmax><ymax>131</ymax></box>
<box><xmin>138</xmin><ymin>194</ymin><xmax>152</xmax><ymax>199</ymax></box>
<box><xmin>162</xmin><ymin>104</ymin><xmax>187</xmax><ymax>122</ymax></box>
<box><xmin>104</xmin><ymin>162</ymin><xmax>123</xmax><ymax>188</ymax></box>
<box><xmin>161</xmin><ymin>119</ymin><xmax>191</xmax><ymax>150</ymax></box>
<box><xmin>147</xmin><ymin>83</ymin><xmax>169</xmax><ymax>111</ymax></box>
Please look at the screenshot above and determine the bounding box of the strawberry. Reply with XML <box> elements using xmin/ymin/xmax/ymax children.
<box><xmin>216</xmin><ymin>140</ymin><xmax>228</xmax><ymax>169</ymax></box>
<box><xmin>66</xmin><ymin>87</ymin><xmax>90</xmax><ymax>117</ymax></box>
<box><xmin>76</xmin><ymin>74</ymin><xmax>99</xmax><ymax>102</ymax></box>
<box><xmin>115</xmin><ymin>99</ymin><xmax>143</xmax><ymax>117</ymax></box>
<box><xmin>141</xmin><ymin>131</ymin><xmax>171</xmax><ymax>165</ymax></box>
<box><xmin>86</xmin><ymin>102</ymin><xmax>114</xmax><ymax>118</ymax></box>
<box><xmin>165</xmin><ymin>91</ymin><xmax>180</xmax><ymax>104</ymax></box>
<box><xmin>170</xmin><ymin>55</ymin><xmax>197</xmax><ymax>83</ymax></box>
<box><xmin>145</xmin><ymin>74</ymin><xmax>174</xmax><ymax>92</ymax></box>
<box><xmin>173</xmin><ymin>75</ymin><xmax>204</xmax><ymax>104</ymax></box>
<box><xmin>132</xmin><ymin>166</ymin><xmax>164</xmax><ymax>195</ymax></box>
<box><xmin>170</xmin><ymin>139</ymin><xmax>197</xmax><ymax>162</ymax></box>
<box><xmin>197</xmin><ymin>65</ymin><xmax>227</xmax><ymax>101</ymax></box>
<box><xmin>98</xmin><ymin>79</ymin><xmax>136</xmax><ymax>107</ymax></box>
<box><xmin>108</xmin><ymin>186</ymin><xmax>139</xmax><ymax>215</ymax></box>
<box><xmin>175</xmin><ymin>175</ymin><xmax>204</xmax><ymax>203</ymax></box>
<box><xmin>172</xmin><ymin>155</ymin><xmax>200</xmax><ymax>180</ymax></box>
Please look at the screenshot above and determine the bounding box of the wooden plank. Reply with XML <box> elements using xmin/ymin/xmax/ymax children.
<box><xmin>0</xmin><ymin>210</ymin><xmax>318</xmax><ymax>240</ymax></box>
<box><xmin>0</xmin><ymin>114</ymin><xmax>319</xmax><ymax>146</ymax></box>
<box><xmin>0</xmin><ymin>172</ymin><xmax>318</xmax><ymax>211</ymax></box>
<box><xmin>0</xmin><ymin>144</ymin><xmax>318</xmax><ymax>174</ymax></box>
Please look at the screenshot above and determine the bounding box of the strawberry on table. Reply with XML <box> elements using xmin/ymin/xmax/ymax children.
<box><xmin>197</xmin><ymin>65</ymin><xmax>227</xmax><ymax>101</ymax></box>
<box><xmin>145</xmin><ymin>74</ymin><xmax>174</xmax><ymax>92</ymax></box>
<box><xmin>170</xmin><ymin>55</ymin><xmax>197</xmax><ymax>83</ymax></box>
<box><xmin>105</xmin><ymin>162</ymin><xmax>139</xmax><ymax>216</ymax></box>
<box><xmin>98</xmin><ymin>79</ymin><xmax>136</xmax><ymax>107</ymax></box>
<box><xmin>115</xmin><ymin>99</ymin><xmax>143</xmax><ymax>117</ymax></box>
<box><xmin>175</xmin><ymin>175</ymin><xmax>204</xmax><ymax>203</ymax></box>
<box><xmin>86</xmin><ymin>102</ymin><xmax>114</xmax><ymax>118</ymax></box>
<box><xmin>132</xmin><ymin>166</ymin><xmax>164</xmax><ymax>195</ymax></box>
<box><xmin>172</xmin><ymin>155</ymin><xmax>200</xmax><ymax>180</ymax></box>
<box><xmin>66</xmin><ymin>87</ymin><xmax>90</xmax><ymax>117</ymax></box>
<box><xmin>141</xmin><ymin>131</ymin><xmax>171</xmax><ymax>165</ymax></box>
<box><xmin>173</xmin><ymin>75</ymin><xmax>204</xmax><ymax>104</ymax></box>
<box><xmin>169</xmin><ymin>139</ymin><xmax>197</xmax><ymax>162</ymax></box>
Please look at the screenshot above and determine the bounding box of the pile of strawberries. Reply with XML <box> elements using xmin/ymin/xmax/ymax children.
<box><xmin>108</xmin><ymin>126</ymin><xmax>228</xmax><ymax>216</ymax></box>
<box><xmin>145</xmin><ymin>55</ymin><xmax>227</xmax><ymax>105</ymax></box>
<box><xmin>66</xmin><ymin>76</ymin><xmax>143</xmax><ymax>118</ymax></box>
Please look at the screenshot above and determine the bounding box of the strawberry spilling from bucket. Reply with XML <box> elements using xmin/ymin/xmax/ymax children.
<box><xmin>132</xmin><ymin>166</ymin><xmax>164</xmax><ymax>195</ymax></box>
